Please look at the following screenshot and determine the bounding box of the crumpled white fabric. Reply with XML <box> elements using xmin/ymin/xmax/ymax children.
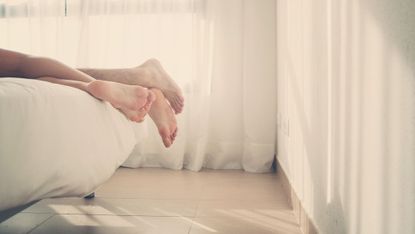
<box><xmin>0</xmin><ymin>78</ymin><xmax>136</xmax><ymax>211</ymax></box>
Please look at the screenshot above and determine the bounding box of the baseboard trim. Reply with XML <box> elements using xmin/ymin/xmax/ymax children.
<box><xmin>276</xmin><ymin>158</ymin><xmax>319</xmax><ymax>234</ymax></box>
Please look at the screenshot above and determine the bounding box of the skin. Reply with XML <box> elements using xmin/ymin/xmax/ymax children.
<box><xmin>148</xmin><ymin>89</ymin><xmax>178</xmax><ymax>147</ymax></box>
<box><xmin>79</xmin><ymin>58</ymin><xmax>184</xmax><ymax>114</ymax></box>
<box><xmin>0</xmin><ymin>48</ymin><xmax>181</xmax><ymax>147</ymax></box>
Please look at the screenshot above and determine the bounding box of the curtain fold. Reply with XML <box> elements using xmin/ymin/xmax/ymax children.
<box><xmin>0</xmin><ymin>0</ymin><xmax>276</xmax><ymax>172</ymax></box>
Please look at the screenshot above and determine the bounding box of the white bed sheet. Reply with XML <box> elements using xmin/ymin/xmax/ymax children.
<box><xmin>0</xmin><ymin>78</ymin><xmax>137</xmax><ymax>211</ymax></box>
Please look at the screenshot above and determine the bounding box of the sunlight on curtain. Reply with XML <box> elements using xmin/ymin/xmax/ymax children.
<box><xmin>0</xmin><ymin>0</ymin><xmax>276</xmax><ymax>172</ymax></box>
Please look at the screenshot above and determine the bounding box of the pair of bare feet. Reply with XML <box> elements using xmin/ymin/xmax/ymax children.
<box><xmin>87</xmin><ymin>59</ymin><xmax>182</xmax><ymax>148</ymax></box>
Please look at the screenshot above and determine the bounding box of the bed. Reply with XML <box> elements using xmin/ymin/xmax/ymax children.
<box><xmin>0</xmin><ymin>78</ymin><xmax>138</xmax><ymax>213</ymax></box>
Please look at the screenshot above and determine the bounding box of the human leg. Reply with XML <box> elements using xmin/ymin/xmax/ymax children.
<box><xmin>0</xmin><ymin>48</ymin><xmax>154</xmax><ymax>122</ymax></box>
<box><xmin>147</xmin><ymin>88</ymin><xmax>178</xmax><ymax>148</ymax></box>
<box><xmin>38</xmin><ymin>77</ymin><xmax>155</xmax><ymax>122</ymax></box>
<box><xmin>79</xmin><ymin>59</ymin><xmax>184</xmax><ymax>114</ymax></box>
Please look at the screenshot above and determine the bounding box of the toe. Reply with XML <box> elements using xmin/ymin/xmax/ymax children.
<box><xmin>175</xmin><ymin>106</ymin><xmax>183</xmax><ymax>114</ymax></box>
<box><xmin>160</xmin><ymin>128</ymin><xmax>172</xmax><ymax>147</ymax></box>
<box><xmin>163</xmin><ymin>137</ymin><xmax>172</xmax><ymax>147</ymax></box>
<box><xmin>141</xmin><ymin>103</ymin><xmax>151</xmax><ymax>112</ymax></box>
<box><xmin>171</xmin><ymin>101</ymin><xmax>182</xmax><ymax>114</ymax></box>
<box><xmin>170</xmin><ymin>128</ymin><xmax>177</xmax><ymax>142</ymax></box>
<box><xmin>176</xmin><ymin>98</ymin><xmax>184</xmax><ymax>107</ymax></box>
<box><xmin>141</xmin><ymin>96</ymin><xmax>155</xmax><ymax>112</ymax></box>
<box><xmin>132</xmin><ymin>113</ymin><xmax>142</xmax><ymax>122</ymax></box>
<box><xmin>137</xmin><ymin>109</ymin><xmax>147</xmax><ymax>119</ymax></box>
<box><xmin>176</xmin><ymin>96</ymin><xmax>184</xmax><ymax>105</ymax></box>
<box><xmin>131</xmin><ymin>116</ymin><xmax>139</xmax><ymax>122</ymax></box>
<box><xmin>137</xmin><ymin>114</ymin><xmax>146</xmax><ymax>122</ymax></box>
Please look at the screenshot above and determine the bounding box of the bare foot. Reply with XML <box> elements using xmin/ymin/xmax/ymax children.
<box><xmin>135</xmin><ymin>59</ymin><xmax>184</xmax><ymax>114</ymax></box>
<box><xmin>87</xmin><ymin>80</ymin><xmax>155</xmax><ymax>122</ymax></box>
<box><xmin>119</xmin><ymin>91</ymin><xmax>155</xmax><ymax>122</ymax></box>
<box><xmin>148</xmin><ymin>89</ymin><xmax>178</xmax><ymax>148</ymax></box>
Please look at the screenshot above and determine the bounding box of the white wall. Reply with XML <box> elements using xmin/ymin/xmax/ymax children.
<box><xmin>276</xmin><ymin>0</ymin><xmax>415</xmax><ymax>233</ymax></box>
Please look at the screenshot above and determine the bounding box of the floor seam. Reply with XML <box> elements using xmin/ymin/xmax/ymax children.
<box><xmin>22</xmin><ymin>213</ymin><xmax>197</xmax><ymax>217</ymax></box>
<box><xmin>26</xmin><ymin>214</ymin><xmax>55</xmax><ymax>234</ymax></box>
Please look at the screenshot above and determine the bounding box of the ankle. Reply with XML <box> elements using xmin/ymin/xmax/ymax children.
<box><xmin>131</xmin><ymin>66</ymin><xmax>158</xmax><ymax>85</ymax></box>
<box><xmin>86</xmin><ymin>80</ymin><xmax>103</xmax><ymax>99</ymax></box>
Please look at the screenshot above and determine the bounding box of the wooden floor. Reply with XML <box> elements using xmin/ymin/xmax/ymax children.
<box><xmin>0</xmin><ymin>168</ymin><xmax>302</xmax><ymax>234</ymax></box>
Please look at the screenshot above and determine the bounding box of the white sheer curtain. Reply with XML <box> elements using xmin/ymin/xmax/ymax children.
<box><xmin>0</xmin><ymin>0</ymin><xmax>276</xmax><ymax>172</ymax></box>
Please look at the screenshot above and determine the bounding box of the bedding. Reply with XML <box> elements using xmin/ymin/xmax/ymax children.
<box><xmin>0</xmin><ymin>78</ymin><xmax>137</xmax><ymax>211</ymax></box>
